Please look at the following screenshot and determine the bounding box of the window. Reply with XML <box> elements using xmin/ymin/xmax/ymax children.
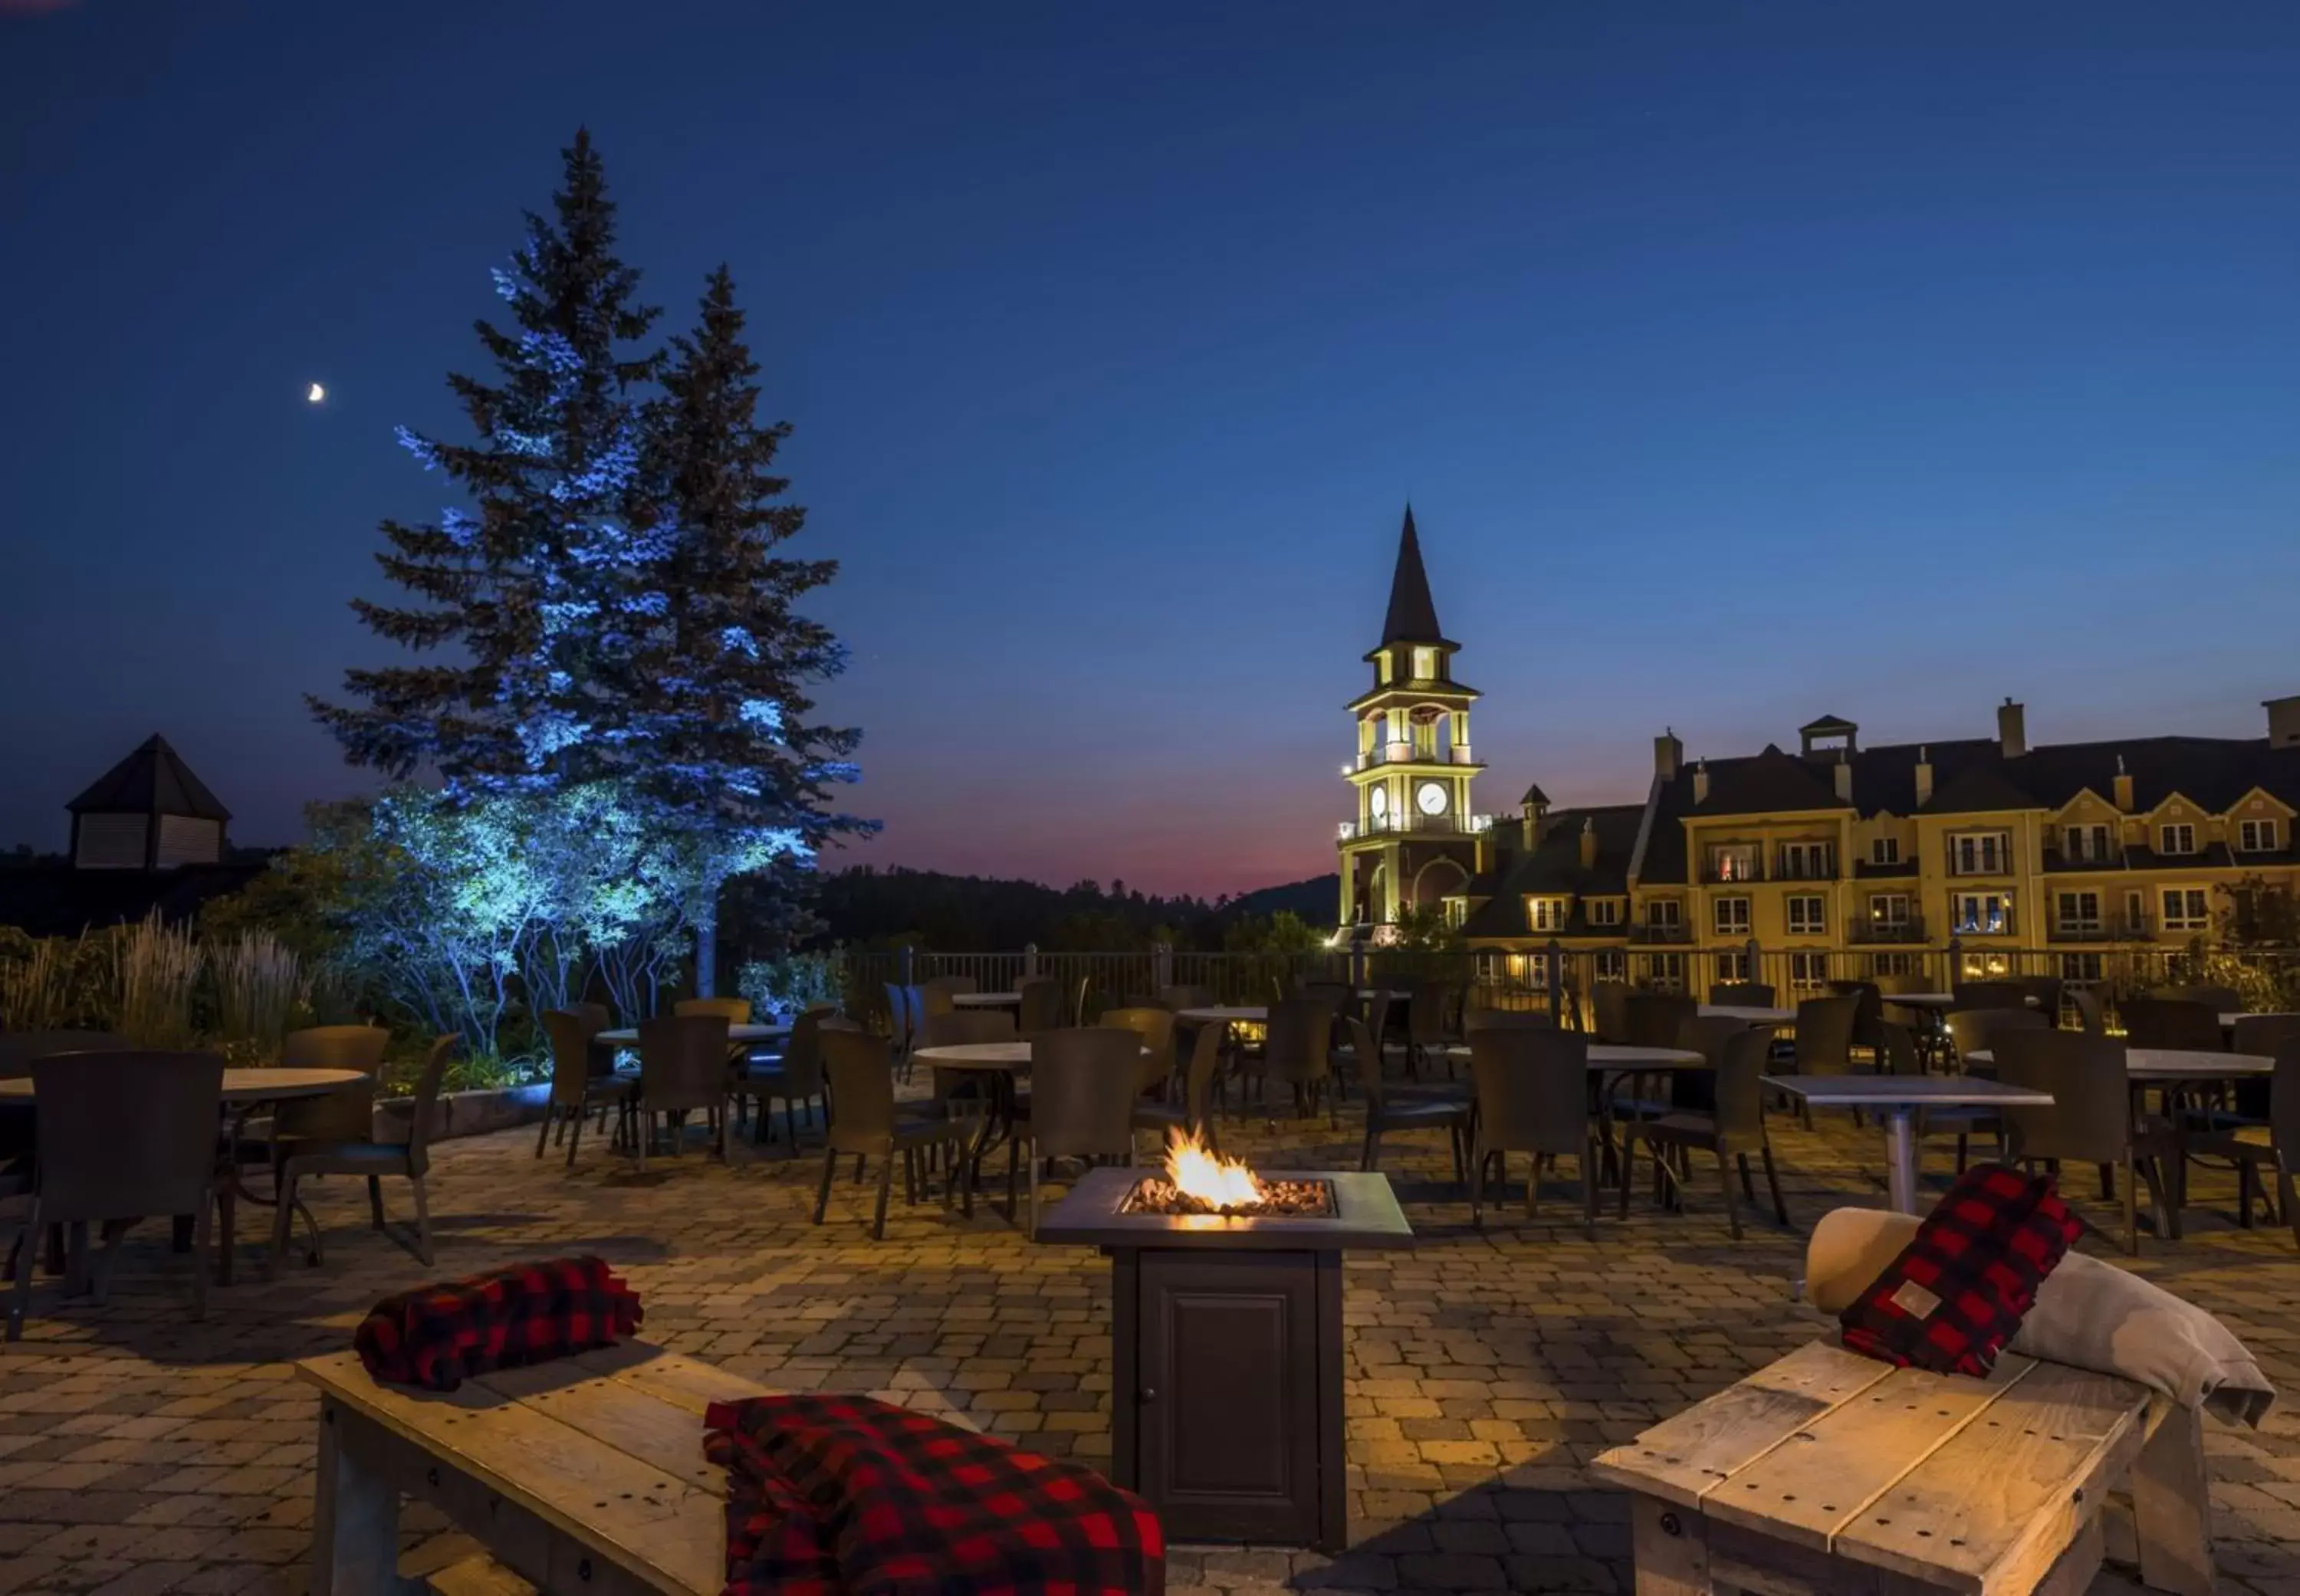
<box><xmin>1786</xmin><ymin>895</ymin><xmax>1826</xmax><ymax>934</ymax></box>
<box><xmin>2161</xmin><ymin>888</ymin><xmax>2210</xmax><ymax>932</ymax></box>
<box><xmin>1593</xmin><ymin>949</ymin><xmax>1625</xmax><ymax>982</ymax></box>
<box><xmin>2124</xmin><ymin>888</ymin><xmax>2147</xmax><ymax>932</ymax></box>
<box><xmin>1870</xmin><ymin>951</ymin><xmax>1921</xmax><ymax>977</ymax></box>
<box><xmin>1411</xmin><ymin>646</ymin><xmax>1436</xmax><ymax>680</ymax></box>
<box><xmin>1716</xmin><ymin>951</ymin><xmax>1750</xmax><ymax>984</ymax></box>
<box><xmin>1868</xmin><ymin>893</ymin><xmax>1911</xmax><ymax>928</ymax></box>
<box><xmin>1948</xmin><ymin>832</ymin><xmax>2013</xmax><ymax>875</ymax></box>
<box><xmin>1648</xmin><ymin>898</ymin><xmax>1681</xmax><ymax>928</ymax></box>
<box><xmin>1643</xmin><ymin>952</ymin><xmax>1685</xmax><ymax>991</ymax></box>
<box><xmin>1444</xmin><ymin>898</ymin><xmax>1467</xmax><ymax>929</ymax></box>
<box><xmin>1707</xmin><ymin>844</ymin><xmax>1760</xmax><ymax>882</ymax></box>
<box><xmin>1377</xmin><ymin>653</ymin><xmax>1393</xmax><ymax>684</ymax></box>
<box><xmin>1870</xmin><ymin>836</ymin><xmax>1901</xmax><ymax>866</ymax></box>
<box><xmin>1790</xmin><ymin>952</ymin><xmax>1830</xmax><ymax>990</ymax></box>
<box><xmin>1530</xmin><ymin>898</ymin><xmax>1567</xmax><ymax>932</ymax></box>
<box><xmin>2055</xmin><ymin>891</ymin><xmax>2101</xmax><ymax>933</ymax></box>
<box><xmin>1714</xmin><ymin>896</ymin><xmax>1751</xmax><ymax>935</ymax></box>
<box><xmin>2240</xmin><ymin>819</ymin><xmax>2280</xmax><ymax>852</ymax></box>
<box><xmin>1588</xmin><ymin>898</ymin><xmax>1622</xmax><ymax>927</ymax></box>
<box><xmin>2060</xmin><ymin>953</ymin><xmax>2104</xmax><ymax>981</ymax></box>
<box><xmin>1779</xmin><ymin>842</ymin><xmax>1833</xmax><ymax>880</ymax></box>
<box><xmin>1950</xmin><ymin>892</ymin><xmax>2013</xmax><ymax>934</ymax></box>
<box><xmin>2158</xmin><ymin>823</ymin><xmax>2196</xmax><ymax>855</ymax></box>
<box><xmin>2062</xmin><ymin>823</ymin><xmax>2111</xmax><ymax>863</ymax></box>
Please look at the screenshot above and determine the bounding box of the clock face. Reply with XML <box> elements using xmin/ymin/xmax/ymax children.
<box><xmin>1368</xmin><ymin>787</ymin><xmax>1388</xmax><ymax>820</ymax></box>
<box><xmin>1416</xmin><ymin>781</ymin><xmax>1448</xmax><ymax>816</ymax></box>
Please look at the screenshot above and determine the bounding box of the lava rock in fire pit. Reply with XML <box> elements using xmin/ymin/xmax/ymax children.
<box><xmin>1122</xmin><ymin>1175</ymin><xmax>1338</xmax><ymax>1219</ymax></box>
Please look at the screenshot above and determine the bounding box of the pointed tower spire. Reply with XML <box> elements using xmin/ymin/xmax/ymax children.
<box><xmin>1380</xmin><ymin>504</ymin><xmax>1444</xmax><ymax>645</ymax></box>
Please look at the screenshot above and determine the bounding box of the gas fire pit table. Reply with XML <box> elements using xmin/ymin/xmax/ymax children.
<box><xmin>1036</xmin><ymin>1162</ymin><xmax>1411</xmax><ymax>1552</ymax></box>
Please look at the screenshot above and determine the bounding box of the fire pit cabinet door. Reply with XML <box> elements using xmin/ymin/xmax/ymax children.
<box><xmin>1126</xmin><ymin>1249</ymin><xmax>1338</xmax><ymax>1548</ymax></box>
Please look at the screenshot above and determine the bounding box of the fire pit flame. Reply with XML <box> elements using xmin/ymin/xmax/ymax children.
<box><xmin>1165</xmin><ymin>1128</ymin><xmax>1265</xmax><ymax>1210</ymax></box>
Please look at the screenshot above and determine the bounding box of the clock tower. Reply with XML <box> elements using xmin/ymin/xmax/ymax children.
<box><xmin>1338</xmin><ymin>507</ymin><xmax>1485</xmax><ymax>931</ymax></box>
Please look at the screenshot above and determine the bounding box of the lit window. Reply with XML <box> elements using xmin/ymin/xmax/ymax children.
<box><xmin>2161</xmin><ymin>888</ymin><xmax>2210</xmax><ymax>931</ymax></box>
<box><xmin>2239</xmin><ymin>819</ymin><xmax>2279</xmax><ymax>852</ymax></box>
<box><xmin>1708</xmin><ymin>844</ymin><xmax>1760</xmax><ymax>882</ymax></box>
<box><xmin>1870</xmin><ymin>836</ymin><xmax>1901</xmax><ymax>866</ymax></box>
<box><xmin>1714</xmin><ymin>896</ymin><xmax>1751</xmax><ymax>935</ymax></box>
<box><xmin>1786</xmin><ymin>895</ymin><xmax>1826</xmax><ymax>934</ymax></box>
<box><xmin>1869</xmin><ymin>893</ymin><xmax>1911</xmax><ymax>928</ymax></box>
<box><xmin>2158</xmin><ymin>823</ymin><xmax>2196</xmax><ymax>855</ymax></box>
<box><xmin>1412</xmin><ymin>647</ymin><xmax>1436</xmax><ymax>680</ymax></box>
<box><xmin>1378</xmin><ymin>654</ymin><xmax>1393</xmax><ymax>684</ymax></box>
<box><xmin>1530</xmin><ymin>898</ymin><xmax>1568</xmax><ymax>932</ymax></box>
<box><xmin>1951</xmin><ymin>892</ymin><xmax>2013</xmax><ymax>935</ymax></box>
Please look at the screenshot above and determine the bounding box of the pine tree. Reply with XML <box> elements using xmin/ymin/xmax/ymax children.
<box><xmin>630</xmin><ymin>266</ymin><xmax>871</xmax><ymax>993</ymax></box>
<box><xmin>310</xmin><ymin>129</ymin><xmax>661</xmax><ymax>794</ymax></box>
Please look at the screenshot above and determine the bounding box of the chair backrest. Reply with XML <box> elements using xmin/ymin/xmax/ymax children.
<box><xmin>1709</xmin><ymin>982</ymin><xmax>1776</xmax><ymax>1008</ymax></box>
<box><xmin>1992</xmin><ymin>1028</ymin><xmax>2127</xmax><ymax>1164</ymax></box>
<box><xmin>1017</xmin><ymin>977</ymin><xmax>1064</xmax><ymax>1037</ymax></box>
<box><xmin>1944</xmin><ymin>1006</ymin><xmax>2046</xmax><ymax>1070</ymax></box>
<box><xmin>923</xmin><ymin>973</ymin><xmax>979</xmax><ymax>998</ymax></box>
<box><xmin>2150</xmin><ymin>983</ymin><xmax>2241</xmax><ymax>1014</ymax></box>
<box><xmin>1831</xmin><ymin>981</ymin><xmax>1884</xmax><ymax>1046</ymax></box>
<box><xmin>33</xmin><ymin>1051</ymin><xmax>223</xmax><ymax>1220</ymax></box>
<box><xmin>1712</xmin><ymin>1026</ymin><xmax>1773</xmax><ymax>1144</ymax></box>
<box><xmin>1590</xmin><ymin>984</ymin><xmax>1631</xmax><ymax>1043</ymax></box>
<box><xmin>882</xmin><ymin>984</ymin><xmax>913</xmax><ymax>1047</ymax></box>
<box><xmin>1158</xmin><ymin>984</ymin><xmax>1214</xmax><ymax>1013</ymax></box>
<box><xmin>637</xmin><ymin>1014</ymin><xmax>731</xmax><ymax>1115</ymax></box>
<box><xmin>1875</xmin><ymin>1020</ymin><xmax>1923</xmax><ymax>1077</ymax></box>
<box><xmin>540</xmin><ymin>1010</ymin><xmax>600</xmax><ymax>1107</ymax></box>
<box><xmin>1622</xmin><ymin>993</ymin><xmax>1697</xmax><ymax>1050</ymax></box>
<box><xmin>921</xmin><ymin>1010</ymin><xmax>1016</xmax><ymax>1048</ymax></box>
<box><xmin>918</xmin><ymin>984</ymin><xmax>957</xmax><ymax>1022</ymax></box>
<box><xmin>2119</xmin><ymin>997</ymin><xmax>2223</xmax><ymax>1053</ymax></box>
<box><xmin>1099</xmin><ymin>1007</ymin><xmax>1175</xmax><ymax>1094</ymax></box>
<box><xmin>1362</xmin><ymin>990</ymin><xmax>1398</xmax><ymax>1049</ymax></box>
<box><xmin>2069</xmin><ymin>986</ymin><xmax>2107</xmax><ymax>1036</ymax></box>
<box><xmin>1874</xmin><ymin>970</ymin><xmax>1927</xmax><ymax>998</ymax></box>
<box><xmin>0</xmin><ymin>1030</ymin><xmax>132</xmax><ymax>1080</ymax></box>
<box><xmin>1343</xmin><ymin>1017</ymin><xmax>1392</xmax><ymax>1112</ymax></box>
<box><xmin>820</xmin><ymin>1029</ymin><xmax>898</xmax><ymax>1151</ymax></box>
<box><xmin>1951</xmin><ymin>981</ymin><xmax>2029</xmax><ymax>1013</ymax></box>
<box><xmin>1791</xmin><ymin>995</ymin><xmax>1861</xmax><ymax>1074</ymax></box>
<box><xmin>2014</xmin><ymin>975</ymin><xmax>2064</xmax><ymax>1026</ymax></box>
<box><xmin>1265</xmin><ymin>998</ymin><xmax>1334</xmax><ymax>1087</ymax></box>
<box><xmin>403</xmin><ymin>1033</ymin><xmax>461</xmax><ymax>1172</ymax></box>
<box><xmin>1027</xmin><ymin>1027</ymin><xmax>1142</xmax><ymax>1160</ymax></box>
<box><xmin>2232</xmin><ymin>1013</ymin><xmax>2300</xmax><ymax>1060</ymax></box>
<box><xmin>1178</xmin><ymin>1017</ymin><xmax>1225</xmax><ymax>1130</ymax></box>
<box><xmin>571</xmin><ymin>1001</ymin><xmax>613</xmax><ymax>1036</ymax></box>
<box><xmin>1406</xmin><ymin>981</ymin><xmax>1459</xmax><ymax>1046</ymax></box>
<box><xmin>1469</xmin><ymin>1028</ymin><xmax>1590</xmax><ymax>1158</ymax></box>
<box><xmin>2268</xmin><ymin>1035</ymin><xmax>2300</xmax><ymax>1158</ymax></box>
<box><xmin>675</xmin><ymin>997</ymin><xmax>751</xmax><ymax>1025</ymax></box>
<box><xmin>1674</xmin><ymin>1014</ymin><xmax>1750</xmax><ymax>1066</ymax></box>
<box><xmin>1463</xmin><ymin>1007</ymin><xmax>1556</xmax><ymax>1033</ymax></box>
<box><xmin>281</xmin><ymin>1024</ymin><xmax>391</xmax><ymax>1074</ymax></box>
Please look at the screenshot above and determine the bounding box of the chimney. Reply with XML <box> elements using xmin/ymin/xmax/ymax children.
<box><xmin>2266</xmin><ymin>695</ymin><xmax>2300</xmax><ymax>749</ymax></box>
<box><xmin>2113</xmin><ymin>753</ymin><xmax>2134</xmax><ymax>813</ymax></box>
<box><xmin>1998</xmin><ymin>698</ymin><xmax>2027</xmax><ymax>759</ymax></box>
<box><xmin>1521</xmin><ymin>784</ymin><xmax>1552</xmax><ymax>846</ymax></box>
<box><xmin>1691</xmin><ymin>760</ymin><xmax>1710</xmax><ymax>805</ymax></box>
<box><xmin>1579</xmin><ymin>816</ymin><xmax>1597</xmax><ymax>869</ymax></box>
<box><xmin>1654</xmin><ymin>728</ymin><xmax>1683</xmax><ymax>781</ymax></box>
<box><xmin>1914</xmin><ymin>745</ymin><xmax>1933</xmax><ymax>809</ymax></box>
<box><xmin>1833</xmin><ymin>761</ymin><xmax>1853</xmax><ymax>803</ymax></box>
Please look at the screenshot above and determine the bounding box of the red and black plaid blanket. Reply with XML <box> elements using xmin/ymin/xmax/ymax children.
<box><xmin>705</xmin><ymin>1393</ymin><xmax>1164</xmax><ymax>1596</ymax></box>
<box><xmin>1839</xmin><ymin>1163</ymin><xmax>2081</xmax><ymax>1378</ymax></box>
<box><xmin>354</xmin><ymin>1255</ymin><xmax>642</xmax><ymax>1392</ymax></box>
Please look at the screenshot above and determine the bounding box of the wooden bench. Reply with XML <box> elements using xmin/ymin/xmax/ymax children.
<box><xmin>299</xmin><ymin>1341</ymin><xmax>769</xmax><ymax>1596</ymax></box>
<box><xmin>1591</xmin><ymin>1338</ymin><xmax>2213</xmax><ymax>1596</ymax></box>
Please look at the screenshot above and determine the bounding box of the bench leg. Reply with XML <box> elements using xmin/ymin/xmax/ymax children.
<box><xmin>313</xmin><ymin>1403</ymin><xmax>421</xmax><ymax>1596</ymax></box>
<box><xmin>2134</xmin><ymin>1402</ymin><xmax>2213</xmax><ymax>1596</ymax></box>
<box><xmin>1630</xmin><ymin>1495</ymin><xmax>1712</xmax><ymax>1594</ymax></box>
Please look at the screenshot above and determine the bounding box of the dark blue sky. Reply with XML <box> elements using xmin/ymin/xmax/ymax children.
<box><xmin>5</xmin><ymin>2</ymin><xmax>2298</xmax><ymax>895</ymax></box>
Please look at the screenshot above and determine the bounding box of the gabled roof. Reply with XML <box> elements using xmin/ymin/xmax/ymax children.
<box><xmin>67</xmin><ymin>735</ymin><xmax>230</xmax><ymax>822</ymax></box>
<box><xmin>1800</xmin><ymin>714</ymin><xmax>1858</xmax><ymax>734</ymax></box>
<box><xmin>1378</xmin><ymin>505</ymin><xmax>1446</xmax><ymax>647</ymax></box>
<box><xmin>1459</xmin><ymin>804</ymin><xmax>1643</xmax><ymax>938</ymax></box>
<box><xmin>1694</xmin><ymin>745</ymin><xmax>1846</xmax><ymax>815</ymax></box>
<box><xmin>1921</xmin><ymin>762</ymin><xmax>2039</xmax><ymax>816</ymax></box>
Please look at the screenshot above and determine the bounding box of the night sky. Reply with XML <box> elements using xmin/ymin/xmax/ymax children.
<box><xmin>5</xmin><ymin>2</ymin><xmax>2299</xmax><ymax>898</ymax></box>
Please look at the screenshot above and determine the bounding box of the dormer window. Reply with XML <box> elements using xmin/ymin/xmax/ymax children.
<box><xmin>2239</xmin><ymin>818</ymin><xmax>2279</xmax><ymax>852</ymax></box>
<box><xmin>1411</xmin><ymin>646</ymin><xmax>1437</xmax><ymax>681</ymax></box>
<box><xmin>2158</xmin><ymin>823</ymin><xmax>2196</xmax><ymax>856</ymax></box>
<box><xmin>1530</xmin><ymin>897</ymin><xmax>1569</xmax><ymax>932</ymax></box>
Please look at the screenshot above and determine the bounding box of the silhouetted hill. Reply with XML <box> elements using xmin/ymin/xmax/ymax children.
<box><xmin>1224</xmin><ymin>875</ymin><xmax>1338</xmax><ymax>922</ymax></box>
<box><xmin>808</xmin><ymin>866</ymin><xmax>1336</xmax><ymax>951</ymax></box>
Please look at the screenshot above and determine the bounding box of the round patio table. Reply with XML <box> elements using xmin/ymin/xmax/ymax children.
<box><xmin>912</xmin><ymin>1041</ymin><xmax>1147</xmax><ymax>1220</ymax></box>
<box><xmin>1884</xmin><ymin>992</ymin><xmax>2039</xmax><ymax>1009</ymax></box>
<box><xmin>1175</xmin><ymin>1005</ymin><xmax>1267</xmax><ymax>1025</ymax></box>
<box><xmin>0</xmin><ymin>1066</ymin><xmax>368</xmax><ymax>1285</ymax></box>
<box><xmin>593</xmin><ymin>1023</ymin><xmax>790</xmax><ymax>1047</ymax></box>
<box><xmin>1697</xmin><ymin>1003</ymin><xmax>1795</xmax><ymax>1026</ymax></box>
<box><xmin>951</xmin><ymin>992</ymin><xmax>1022</xmax><ymax>1009</ymax></box>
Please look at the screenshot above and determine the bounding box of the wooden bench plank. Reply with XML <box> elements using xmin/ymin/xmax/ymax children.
<box><xmin>426</xmin><ymin>1553</ymin><xmax>535</xmax><ymax>1596</ymax></box>
<box><xmin>485</xmin><ymin>1373</ymin><xmax>731</xmax><ymax>1501</ymax></box>
<box><xmin>1833</xmin><ymin>1362</ymin><xmax>2146</xmax><ymax>1595</ymax></box>
<box><xmin>302</xmin><ymin>1356</ymin><xmax>724</xmax><ymax>1595</ymax></box>
<box><xmin>1590</xmin><ymin>1340</ymin><xmax>1898</xmax><ymax>1508</ymax></box>
<box><xmin>1700</xmin><ymin>1353</ymin><xmax>2036</xmax><ymax>1552</ymax></box>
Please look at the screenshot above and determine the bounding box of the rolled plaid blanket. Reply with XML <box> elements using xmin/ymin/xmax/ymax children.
<box><xmin>354</xmin><ymin>1255</ymin><xmax>642</xmax><ymax>1392</ymax></box>
<box><xmin>707</xmin><ymin>1393</ymin><xmax>1164</xmax><ymax>1595</ymax></box>
<box><xmin>1839</xmin><ymin>1163</ymin><xmax>2081</xmax><ymax>1378</ymax></box>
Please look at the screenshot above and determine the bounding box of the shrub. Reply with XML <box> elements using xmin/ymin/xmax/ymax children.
<box><xmin>738</xmin><ymin>948</ymin><xmax>845</xmax><ymax>1019</ymax></box>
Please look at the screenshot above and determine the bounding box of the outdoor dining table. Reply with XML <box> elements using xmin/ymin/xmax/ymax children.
<box><xmin>1697</xmin><ymin>1003</ymin><xmax>1795</xmax><ymax>1025</ymax></box>
<box><xmin>0</xmin><ymin>1066</ymin><xmax>370</xmax><ymax>1285</ymax></box>
<box><xmin>911</xmin><ymin>1039</ymin><xmax>1148</xmax><ymax>1220</ymax></box>
<box><xmin>1761</xmin><ymin>1074</ymin><xmax>2055</xmax><ymax>1214</ymax></box>
<box><xmin>1963</xmin><ymin>1046</ymin><xmax>2275</xmax><ymax>1081</ymax></box>
<box><xmin>592</xmin><ymin>1022</ymin><xmax>792</xmax><ymax>1047</ymax></box>
<box><xmin>1884</xmin><ymin>990</ymin><xmax>2039</xmax><ymax>1009</ymax></box>
<box><xmin>951</xmin><ymin>991</ymin><xmax>1022</xmax><ymax>1008</ymax></box>
<box><xmin>1175</xmin><ymin>1004</ymin><xmax>1267</xmax><ymax>1024</ymax></box>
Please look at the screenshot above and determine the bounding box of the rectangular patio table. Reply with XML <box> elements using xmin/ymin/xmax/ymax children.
<box><xmin>1762</xmin><ymin>1075</ymin><xmax>2053</xmax><ymax>1214</ymax></box>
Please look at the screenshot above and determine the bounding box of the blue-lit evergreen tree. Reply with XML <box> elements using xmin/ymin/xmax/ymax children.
<box><xmin>629</xmin><ymin>267</ymin><xmax>871</xmax><ymax>993</ymax></box>
<box><xmin>310</xmin><ymin>129</ymin><xmax>662</xmax><ymax>793</ymax></box>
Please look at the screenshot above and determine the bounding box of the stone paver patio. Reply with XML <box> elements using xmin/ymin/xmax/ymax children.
<box><xmin>4</xmin><ymin>1101</ymin><xmax>2299</xmax><ymax>1595</ymax></box>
